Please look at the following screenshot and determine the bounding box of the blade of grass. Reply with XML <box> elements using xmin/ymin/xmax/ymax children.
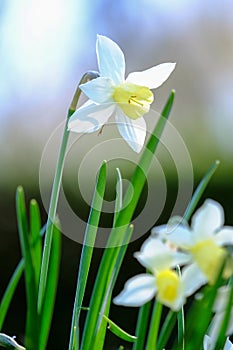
<box><xmin>0</xmin><ymin>259</ymin><xmax>24</xmax><ymax>330</ymax></box>
<box><xmin>102</xmin><ymin>315</ymin><xmax>137</xmax><ymax>342</ymax></box>
<box><xmin>157</xmin><ymin>310</ymin><xmax>177</xmax><ymax>350</ymax></box>
<box><xmin>30</xmin><ymin>199</ymin><xmax>42</xmax><ymax>289</ymax></box>
<box><xmin>93</xmin><ymin>225</ymin><xmax>134</xmax><ymax>349</ymax></box>
<box><xmin>80</xmin><ymin>91</ymin><xmax>175</xmax><ymax>350</ymax></box>
<box><xmin>91</xmin><ymin>168</ymin><xmax>124</xmax><ymax>349</ymax></box>
<box><xmin>39</xmin><ymin>220</ymin><xmax>61</xmax><ymax>350</ymax></box>
<box><xmin>132</xmin><ymin>301</ymin><xmax>152</xmax><ymax>350</ymax></box>
<box><xmin>16</xmin><ymin>186</ymin><xmax>39</xmax><ymax>349</ymax></box>
<box><xmin>0</xmin><ymin>222</ymin><xmax>46</xmax><ymax>332</ymax></box>
<box><xmin>184</xmin><ymin>160</ymin><xmax>220</xmax><ymax>221</ymax></box>
<box><xmin>145</xmin><ymin>301</ymin><xmax>163</xmax><ymax>350</ymax></box>
<box><xmin>68</xmin><ymin>161</ymin><xmax>107</xmax><ymax>350</ymax></box>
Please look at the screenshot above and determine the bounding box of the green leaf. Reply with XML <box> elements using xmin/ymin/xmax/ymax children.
<box><xmin>156</xmin><ymin>311</ymin><xmax>177</xmax><ymax>350</ymax></box>
<box><xmin>0</xmin><ymin>333</ymin><xmax>25</xmax><ymax>350</ymax></box>
<box><xmin>113</xmin><ymin>168</ymin><xmax>123</xmax><ymax>227</ymax></box>
<box><xmin>132</xmin><ymin>301</ymin><xmax>152</xmax><ymax>350</ymax></box>
<box><xmin>0</xmin><ymin>260</ymin><xmax>24</xmax><ymax>330</ymax></box>
<box><xmin>102</xmin><ymin>315</ymin><xmax>136</xmax><ymax>342</ymax></box>
<box><xmin>30</xmin><ymin>199</ymin><xmax>42</xmax><ymax>289</ymax></box>
<box><xmin>184</xmin><ymin>160</ymin><xmax>220</xmax><ymax>221</ymax></box>
<box><xmin>145</xmin><ymin>301</ymin><xmax>163</xmax><ymax>350</ymax></box>
<box><xmin>93</xmin><ymin>224</ymin><xmax>134</xmax><ymax>350</ymax></box>
<box><xmin>68</xmin><ymin>161</ymin><xmax>107</xmax><ymax>350</ymax></box>
<box><xmin>80</xmin><ymin>91</ymin><xmax>175</xmax><ymax>350</ymax></box>
<box><xmin>16</xmin><ymin>186</ymin><xmax>39</xmax><ymax>349</ymax></box>
<box><xmin>39</xmin><ymin>220</ymin><xmax>61</xmax><ymax>350</ymax></box>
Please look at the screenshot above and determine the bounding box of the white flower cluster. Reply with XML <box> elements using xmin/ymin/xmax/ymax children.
<box><xmin>114</xmin><ymin>200</ymin><xmax>233</xmax><ymax>346</ymax></box>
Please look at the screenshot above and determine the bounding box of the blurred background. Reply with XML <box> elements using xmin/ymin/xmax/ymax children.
<box><xmin>0</xmin><ymin>0</ymin><xmax>233</xmax><ymax>348</ymax></box>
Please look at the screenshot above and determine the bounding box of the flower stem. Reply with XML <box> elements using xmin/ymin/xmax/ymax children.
<box><xmin>37</xmin><ymin>71</ymin><xmax>99</xmax><ymax>313</ymax></box>
<box><xmin>145</xmin><ymin>301</ymin><xmax>163</xmax><ymax>350</ymax></box>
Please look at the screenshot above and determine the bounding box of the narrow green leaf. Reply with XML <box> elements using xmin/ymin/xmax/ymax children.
<box><xmin>132</xmin><ymin>301</ymin><xmax>152</xmax><ymax>350</ymax></box>
<box><xmin>16</xmin><ymin>186</ymin><xmax>39</xmax><ymax>349</ymax></box>
<box><xmin>30</xmin><ymin>199</ymin><xmax>42</xmax><ymax>288</ymax></box>
<box><xmin>93</xmin><ymin>225</ymin><xmax>134</xmax><ymax>350</ymax></box>
<box><xmin>184</xmin><ymin>160</ymin><xmax>220</xmax><ymax>221</ymax></box>
<box><xmin>145</xmin><ymin>301</ymin><xmax>163</xmax><ymax>350</ymax></box>
<box><xmin>0</xmin><ymin>260</ymin><xmax>24</xmax><ymax>330</ymax></box>
<box><xmin>0</xmin><ymin>333</ymin><xmax>25</xmax><ymax>350</ymax></box>
<box><xmin>68</xmin><ymin>161</ymin><xmax>107</xmax><ymax>350</ymax></box>
<box><xmin>39</xmin><ymin>221</ymin><xmax>61</xmax><ymax>350</ymax></box>
<box><xmin>80</xmin><ymin>91</ymin><xmax>175</xmax><ymax>350</ymax></box>
<box><xmin>113</xmin><ymin>168</ymin><xmax>123</xmax><ymax>228</ymax></box>
<box><xmin>102</xmin><ymin>315</ymin><xmax>136</xmax><ymax>342</ymax></box>
<box><xmin>157</xmin><ymin>311</ymin><xmax>177</xmax><ymax>350</ymax></box>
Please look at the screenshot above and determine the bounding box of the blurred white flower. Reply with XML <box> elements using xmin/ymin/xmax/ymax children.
<box><xmin>68</xmin><ymin>35</ymin><xmax>175</xmax><ymax>152</ymax></box>
<box><xmin>204</xmin><ymin>334</ymin><xmax>233</xmax><ymax>350</ymax></box>
<box><xmin>113</xmin><ymin>237</ymin><xmax>203</xmax><ymax>311</ymax></box>
<box><xmin>153</xmin><ymin>199</ymin><xmax>233</xmax><ymax>284</ymax></box>
<box><xmin>207</xmin><ymin>285</ymin><xmax>233</xmax><ymax>345</ymax></box>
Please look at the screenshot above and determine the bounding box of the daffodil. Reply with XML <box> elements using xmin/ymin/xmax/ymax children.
<box><xmin>152</xmin><ymin>199</ymin><xmax>233</xmax><ymax>285</ymax></box>
<box><xmin>113</xmin><ymin>237</ymin><xmax>203</xmax><ymax>311</ymax></box>
<box><xmin>207</xmin><ymin>285</ymin><xmax>233</xmax><ymax>345</ymax></box>
<box><xmin>204</xmin><ymin>334</ymin><xmax>233</xmax><ymax>350</ymax></box>
<box><xmin>68</xmin><ymin>35</ymin><xmax>176</xmax><ymax>152</ymax></box>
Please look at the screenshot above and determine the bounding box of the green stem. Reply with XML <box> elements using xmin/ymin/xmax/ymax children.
<box><xmin>37</xmin><ymin>71</ymin><xmax>99</xmax><ymax>312</ymax></box>
<box><xmin>132</xmin><ymin>301</ymin><xmax>152</xmax><ymax>350</ymax></box>
<box><xmin>157</xmin><ymin>311</ymin><xmax>177</xmax><ymax>350</ymax></box>
<box><xmin>145</xmin><ymin>302</ymin><xmax>163</xmax><ymax>350</ymax></box>
<box><xmin>184</xmin><ymin>160</ymin><xmax>220</xmax><ymax>221</ymax></box>
<box><xmin>68</xmin><ymin>161</ymin><xmax>107</xmax><ymax>350</ymax></box>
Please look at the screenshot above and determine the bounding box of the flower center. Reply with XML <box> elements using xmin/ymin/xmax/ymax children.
<box><xmin>112</xmin><ymin>82</ymin><xmax>154</xmax><ymax>120</ymax></box>
<box><xmin>156</xmin><ymin>269</ymin><xmax>180</xmax><ymax>303</ymax></box>
<box><xmin>190</xmin><ymin>239</ymin><xmax>227</xmax><ymax>284</ymax></box>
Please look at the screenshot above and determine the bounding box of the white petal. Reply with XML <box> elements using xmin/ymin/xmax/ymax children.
<box><xmin>209</xmin><ymin>310</ymin><xmax>233</xmax><ymax>343</ymax></box>
<box><xmin>214</xmin><ymin>227</ymin><xmax>233</xmax><ymax>246</ymax></box>
<box><xmin>96</xmin><ymin>35</ymin><xmax>125</xmax><ymax>84</ymax></box>
<box><xmin>113</xmin><ymin>274</ymin><xmax>156</xmax><ymax>306</ymax></box>
<box><xmin>135</xmin><ymin>238</ymin><xmax>173</xmax><ymax>271</ymax></box>
<box><xmin>213</xmin><ymin>286</ymin><xmax>232</xmax><ymax>312</ymax></box>
<box><xmin>80</xmin><ymin>77</ymin><xmax>114</xmax><ymax>103</ymax></box>
<box><xmin>115</xmin><ymin>108</ymin><xmax>146</xmax><ymax>153</ymax></box>
<box><xmin>135</xmin><ymin>237</ymin><xmax>190</xmax><ymax>272</ymax></box>
<box><xmin>224</xmin><ymin>338</ymin><xmax>233</xmax><ymax>350</ymax></box>
<box><xmin>182</xmin><ymin>263</ymin><xmax>207</xmax><ymax>296</ymax></box>
<box><xmin>203</xmin><ymin>335</ymin><xmax>212</xmax><ymax>350</ymax></box>
<box><xmin>127</xmin><ymin>63</ymin><xmax>176</xmax><ymax>89</ymax></box>
<box><xmin>152</xmin><ymin>224</ymin><xmax>194</xmax><ymax>249</ymax></box>
<box><xmin>192</xmin><ymin>199</ymin><xmax>224</xmax><ymax>240</ymax></box>
<box><xmin>68</xmin><ymin>102</ymin><xmax>115</xmax><ymax>133</ymax></box>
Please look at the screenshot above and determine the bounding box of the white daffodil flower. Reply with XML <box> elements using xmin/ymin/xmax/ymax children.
<box><xmin>204</xmin><ymin>334</ymin><xmax>233</xmax><ymax>350</ymax></box>
<box><xmin>68</xmin><ymin>35</ymin><xmax>176</xmax><ymax>153</ymax></box>
<box><xmin>152</xmin><ymin>199</ymin><xmax>233</xmax><ymax>285</ymax></box>
<box><xmin>207</xmin><ymin>286</ymin><xmax>233</xmax><ymax>345</ymax></box>
<box><xmin>113</xmin><ymin>237</ymin><xmax>203</xmax><ymax>311</ymax></box>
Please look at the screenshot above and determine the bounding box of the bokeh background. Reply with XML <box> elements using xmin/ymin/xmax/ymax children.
<box><xmin>1</xmin><ymin>0</ymin><xmax>233</xmax><ymax>348</ymax></box>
